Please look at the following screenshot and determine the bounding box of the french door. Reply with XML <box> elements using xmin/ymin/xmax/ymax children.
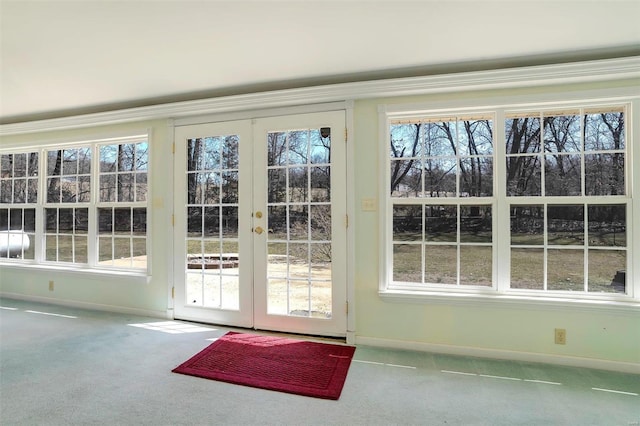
<box><xmin>173</xmin><ymin>111</ymin><xmax>347</xmax><ymax>336</ymax></box>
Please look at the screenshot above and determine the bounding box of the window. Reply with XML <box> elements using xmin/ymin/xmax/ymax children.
<box><xmin>0</xmin><ymin>136</ymin><xmax>149</xmax><ymax>272</ymax></box>
<box><xmin>507</xmin><ymin>108</ymin><xmax>627</xmax><ymax>294</ymax></box>
<box><xmin>385</xmin><ymin>105</ymin><xmax>630</xmax><ymax>299</ymax></box>
<box><xmin>389</xmin><ymin>115</ymin><xmax>494</xmax><ymax>288</ymax></box>
<box><xmin>0</xmin><ymin>152</ymin><xmax>38</xmax><ymax>260</ymax></box>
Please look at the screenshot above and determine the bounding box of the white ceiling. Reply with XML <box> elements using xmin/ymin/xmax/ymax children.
<box><xmin>1</xmin><ymin>0</ymin><xmax>639</xmax><ymax>124</ymax></box>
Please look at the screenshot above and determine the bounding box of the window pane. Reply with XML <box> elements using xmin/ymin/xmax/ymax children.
<box><xmin>460</xmin><ymin>246</ymin><xmax>492</xmax><ymax>286</ymax></box>
<box><xmin>585</xmin><ymin>153</ymin><xmax>624</xmax><ymax>196</ymax></box>
<box><xmin>545</xmin><ymin>154</ymin><xmax>581</xmax><ymax>196</ymax></box>
<box><xmin>588</xmin><ymin>250</ymin><xmax>625</xmax><ymax>294</ymax></box>
<box><xmin>511</xmin><ymin>205</ymin><xmax>544</xmax><ymax>245</ymax></box>
<box><xmin>390</xmin><ymin>123</ymin><xmax>421</xmax><ymax>158</ymax></box>
<box><xmin>13</xmin><ymin>153</ymin><xmax>27</xmax><ymax>177</ymax></box>
<box><xmin>136</xmin><ymin>142</ymin><xmax>149</xmax><ymax>171</ymax></box>
<box><xmin>511</xmin><ymin>248</ymin><xmax>544</xmax><ymax>290</ymax></box>
<box><xmin>585</xmin><ymin>111</ymin><xmax>624</xmax><ymax>151</ymax></box>
<box><xmin>588</xmin><ymin>205</ymin><xmax>625</xmax><ymax>247</ymax></box>
<box><xmin>100</xmin><ymin>175</ymin><xmax>116</xmax><ymax>202</ymax></box>
<box><xmin>425</xmin><ymin>121</ymin><xmax>456</xmax><ymax>156</ymax></box>
<box><xmin>393</xmin><ymin>205</ymin><xmax>422</xmax><ymax>241</ymax></box>
<box><xmin>424</xmin><ymin>158</ymin><xmax>456</xmax><ymax>197</ymax></box>
<box><xmin>460</xmin><ymin>157</ymin><xmax>492</xmax><ymax>197</ymax></box>
<box><xmin>506</xmin><ymin>155</ymin><xmax>541</xmax><ymax>196</ymax></box>
<box><xmin>425</xmin><ymin>205</ymin><xmax>456</xmax><ymax>242</ymax></box>
<box><xmin>114</xmin><ymin>208</ymin><xmax>131</xmax><ymax>233</ymax></box>
<box><xmin>288</xmin><ymin>130</ymin><xmax>309</xmax><ymax>164</ymax></box>
<box><xmin>100</xmin><ymin>145</ymin><xmax>117</xmax><ymax>172</ymax></box>
<box><xmin>98</xmin><ymin>208</ymin><xmax>113</xmax><ymax>234</ymax></box>
<box><xmin>424</xmin><ymin>245</ymin><xmax>456</xmax><ymax>285</ymax></box>
<box><xmin>457</xmin><ymin>119</ymin><xmax>493</xmax><ymax>155</ymax></box>
<box><xmin>310</xmin><ymin>129</ymin><xmax>330</xmax><ymax>164</ymax></box>
<box><xmin>460</xmin><ymin>206</ymin><xmax>491</xmax><ymax>243</ymax></box>
<box><xmin>135</xmin><ymin>173</ymin><xmax>148</xmax><ymax>202</ymax></box>
<box><xmin>117</xmin><ymin>174</ymin><xmax>134</xmax><ymax>202</ymax></box>
<box><xmin>221</xmin><ymin>171</ymin><xmax>238</xmax><ymax>203</ymax></box>
<box><xmin>547</xmin><ymin>248</ymin><xmax>584</xmax><ymax>291</ymax></box>
<box><xmin>506</xmin><ymin>117</ymin><xmax>541</xmax><ymax>154</ymax></box>
<box><xmin>310</xmin><ymin>166</ymin><xmax>330</xmax><ymax>202</ymax></box>
<box><xmin>547</xmin><ymin>205</ymin><xmax>584</xmax><ymax>245</ymax></box>
<box><xmin>393</xmin><ymin>244</ymin><xmax>422</xmax><ymax>283</ymax></box>
<box><xmin>310</xmin><ymin>205</ymin><xmax>330</xmax><ymax>240</ymax></box>
<box><xmin>267</xmin><ymin>132</ymin><xmax>287</xmax><ymax>166</ymax></box>
<box><xmin>203</xmin><ymin>137</ymin><xmax>222</xmax><ymax>170</ymax></box>
<box><xmin>288</xmin><ymin>167</ymin><xmax>307</xmax><ymax>203</ymax></box>
<box><xmin>390</xmin><ymin>159</ymin><xmax>422</xmax><ymax>197</ymax></box>
<box><xmin>268</xmin><ymin>169</ymin><xmax>286</xmax><ymax>203</ymax></box>
<box><xmin>543</xmin><ymin>114</ymin><xmax>580</xmax><ymax>153</ymax></box>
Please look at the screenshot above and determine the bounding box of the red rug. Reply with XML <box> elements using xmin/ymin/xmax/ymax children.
<box><xmin>172</xmin><ymin>332</ymin><xmax>356</xmax><ymax>400</ymax></box>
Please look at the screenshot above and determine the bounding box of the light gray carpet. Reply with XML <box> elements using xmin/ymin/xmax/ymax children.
<box><xmin>1</xmin><ymin>297</ymin><xmax>638</xmax><ymax>425</ymax></box>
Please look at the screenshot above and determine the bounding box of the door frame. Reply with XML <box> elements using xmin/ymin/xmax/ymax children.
<box><xmin>171</xmin><ymin>102</ymin><xmax>355</xmax><ymax>340</ymax></box>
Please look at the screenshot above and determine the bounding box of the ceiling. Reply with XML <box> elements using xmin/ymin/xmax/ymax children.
<box><xmin>1</xmin><ymin>0</ymin><xmax>639</xmax><ymax>125</ymax></box>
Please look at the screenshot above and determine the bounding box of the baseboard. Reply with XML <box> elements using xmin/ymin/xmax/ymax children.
<box><xmin>0</xmin><ymin>292</ymin><xmax>172</xmax><ymax>320</ymax></box>
<box><xmin>355</xmin><ymin>335</ymin><xmax>640</xmax><ymax>374</ymax></box>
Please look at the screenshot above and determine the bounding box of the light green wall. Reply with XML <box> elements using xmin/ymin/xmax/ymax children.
<box><xmin>351</xmin><ymin>80</ymin><xmax>640</xmax><ymax>366</ymax></box>
<box><xmin>1</xmin><ymin>79</ymin><xmax>639</xmax><ymax>368</ymax></box>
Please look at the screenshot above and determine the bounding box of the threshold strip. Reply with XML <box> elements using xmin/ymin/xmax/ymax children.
<box><xmin>25</xmin><ymin>310</ymin><xmax>78</xmax><ymax>319</ymax></box>
<box><xmin>592</xmin><ymin>388</ymin><xmax>639</xmax><ymax>396</ymax></box>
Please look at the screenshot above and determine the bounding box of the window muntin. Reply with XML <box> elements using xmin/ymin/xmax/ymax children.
<box><xmin>386</xmin><ymin>105</ymin><xmax>629</xmax><ymax>298</ymax></box>
<box><xmin>389</xmin><ymin>115</ymin><xmax>495</xmax><ymax>288</ymax></box>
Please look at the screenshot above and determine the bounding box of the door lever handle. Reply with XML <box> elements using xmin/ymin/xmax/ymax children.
<box><xmin>254</xmin><ymin>226</ymin><xmax>264</xmax><ymax>235</ymax></box>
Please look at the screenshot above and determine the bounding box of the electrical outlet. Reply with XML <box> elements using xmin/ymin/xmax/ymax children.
<box><xmin>554</xmin><ymin>328</ymin><xmax>566</xmax><ymax>345</ymax></box>
<box><xmin>49</xmin><ymin>280</ymin><xmax>54</xmax><ymax>291</ymax></box>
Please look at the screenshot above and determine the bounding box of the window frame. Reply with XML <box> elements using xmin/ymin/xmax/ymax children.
<box><xmin>0</xmin><ymin>134</ymin><xmax>150</xmax><ymax>275</ymax></box>
<box><xmin>379</xmin><ymin>98</ymin><xmax>635</xmax><ymax>304</ymax></box>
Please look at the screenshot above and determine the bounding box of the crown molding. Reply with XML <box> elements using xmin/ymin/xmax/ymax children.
<box><xmin>2</xmin><ymin>56</ymin><xmax>639</xmax><ymax>136</ymax></box>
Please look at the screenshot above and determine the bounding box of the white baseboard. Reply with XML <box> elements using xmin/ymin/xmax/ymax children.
<box><xmin>355</xmin><ymin>335</ymin><xmax>640</xmax><ymax>374</ymax></box>
<box><xmin>0</xmin><ymin>292</ymin><xmax>172</xmax><ymax>320</ymax></box>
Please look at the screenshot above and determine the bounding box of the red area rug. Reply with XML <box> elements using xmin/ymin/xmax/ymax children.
<box><xmin>172</xmin><ymin>332</ymin><xmax>356</xmax><ymax>400</ymax></box>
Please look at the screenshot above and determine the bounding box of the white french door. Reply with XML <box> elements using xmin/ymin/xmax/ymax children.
<box><xmin>173</xmin><ymin>111</ymin><xmax>347</xmax><ymax>336</ymax></box>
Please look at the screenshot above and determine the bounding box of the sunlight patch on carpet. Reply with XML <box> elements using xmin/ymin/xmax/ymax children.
<box><xmin>128</xmin><ymin>321</ymin><xmax>216</xmax><ymax>334</ymax></box>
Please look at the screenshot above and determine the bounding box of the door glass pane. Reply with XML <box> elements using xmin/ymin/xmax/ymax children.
<box><xmin>266</xmin><ymin>127</ymin><xmax>333</xmax><ymax>318</ymax></box>
<box><xmin>185</xmin><ymin>136</ymin><xmax>240</xmax><ymax>310</ymax></box>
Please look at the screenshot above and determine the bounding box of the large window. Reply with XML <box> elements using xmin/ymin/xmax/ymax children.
<box><xmin>390</xmin><ymin>116</ymin><xmax>494</xmax><ymax>288</ymax></box>
<box><xmin>385</xmin><ymin>105</ymin><xmax>630</xmax><ymax>299</ymax></box>
<box><xmin>0</xmin><ymin>151</ymin><xmax>38</xmax><ymax>260</ymax></box>
<box><xmin>0</xmin><ymin>136</ymin><xmax>149</xmax><ymax>271</ymax></box>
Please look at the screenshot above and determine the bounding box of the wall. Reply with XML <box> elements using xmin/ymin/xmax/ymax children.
<box><xmin>351</xmin><ymin>80</ymin><xmax>640</xmax><ymax>372</ymax></box>
<box><xmin>1</xmin><ymin>76</ymin><xmax>639</xmax><ymax>372</ymax></box>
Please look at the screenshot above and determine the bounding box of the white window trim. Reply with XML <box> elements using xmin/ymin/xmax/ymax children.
<box><xmin>0</xmin><ymin>134</ymin><xmax>151</xmax><ymax>277</ymax></box>
<box><xmin>378</xmin><ymin>88</ymin><xmax>639</xmax><ymax>308</ymax></box>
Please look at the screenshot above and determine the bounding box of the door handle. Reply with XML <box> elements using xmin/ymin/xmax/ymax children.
<box><xmin>254</xmin><ymin>226</ymin><xmax>264</xmax><ymax>235</ymax></box>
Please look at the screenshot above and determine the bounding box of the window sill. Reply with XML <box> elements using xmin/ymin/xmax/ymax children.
<box><xmin>0</xmin><ymin>261</ymin><xmax>150</xmax><ymax>282</ymax></box>
<box><xmin>379</xmin><ymin>289</ymin><xmax>640</xmax><ymax>315</ymax></box>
